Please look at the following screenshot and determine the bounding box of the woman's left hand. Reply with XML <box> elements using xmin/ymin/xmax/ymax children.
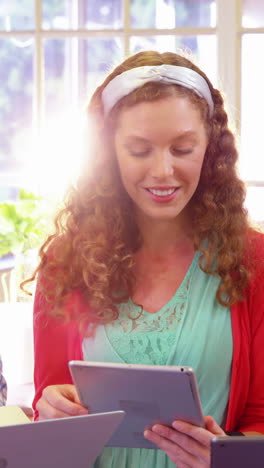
<box><xmin>144</xmin><ymin>415</ymin><xmax>226</xmax><ymax>468</ymax></box>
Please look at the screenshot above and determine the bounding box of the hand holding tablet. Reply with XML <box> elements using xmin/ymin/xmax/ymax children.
<box><xmin>69</xmin><ymin>361</ymin><xmax>204</xmax><ymax>449</ymax></box>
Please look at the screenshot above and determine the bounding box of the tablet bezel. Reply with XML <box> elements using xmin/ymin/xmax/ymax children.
<box><xmin>69</xmin><ymin>360</ymin><xmax>204</xmax><ymax>449</ymax></box>
<box><xmin>0</xmin><ymin>411</ymin><xmax>125</xmax><ymax>468</ymax></box>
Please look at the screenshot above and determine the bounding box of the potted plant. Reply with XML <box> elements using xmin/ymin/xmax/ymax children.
<box><xmin>0</xmin><ymin>189</ymin><xmax>48</xmax><ymax>302</ymax></box>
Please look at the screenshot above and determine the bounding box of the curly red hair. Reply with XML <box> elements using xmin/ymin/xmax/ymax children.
<box><xmin>23</xmin><ymin>50</ymin><xmax>253</xmax><ymax>327</ymax></box>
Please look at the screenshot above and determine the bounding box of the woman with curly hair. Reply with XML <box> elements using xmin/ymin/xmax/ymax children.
<box><xmin>28</xmin><ymin>50</ymin><xmax>264</xmax><ymax>467</ymax></box>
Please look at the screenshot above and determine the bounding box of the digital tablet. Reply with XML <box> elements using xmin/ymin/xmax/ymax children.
<box><xmin>0</xmin><ymin>410</ymin><xmax>124</xmax><ymax>468</ymax></box>
<box><xmin>211</xmin><ymin>436</ymin><xmax>264</xmax><ymax>468</ymax></box>
<box><xmin>69</xmin><ymin>360</ymin><xmax>204</xmax><ymax>449</ymax></box>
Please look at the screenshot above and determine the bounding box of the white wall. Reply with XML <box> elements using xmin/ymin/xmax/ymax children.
<box><xmin>0</xmin><ymin>303</ymin><xmax>34</xmax><ymax>386</ymax></box>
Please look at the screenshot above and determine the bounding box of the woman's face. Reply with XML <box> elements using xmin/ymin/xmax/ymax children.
<box><xmin>114</xmin><ymin>93</ymin><xmax>208</xmax><ymax>225</ymax></box>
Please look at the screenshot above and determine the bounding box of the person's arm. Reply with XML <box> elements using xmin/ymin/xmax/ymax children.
<box><xmin>33</xmin><ymin>285</ymin><xmax>84</xmax><ymax>419</ymax></box>
<box><xmin>236</xmin><ymin>240</ymin><xmax>264</xmax><ymax>435</ymax></box>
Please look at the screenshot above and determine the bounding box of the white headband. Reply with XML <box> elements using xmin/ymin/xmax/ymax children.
<box><xmin>101</xmin><ymin>64</ymin><xmax>214</xmax><ymax>118</ymax></box>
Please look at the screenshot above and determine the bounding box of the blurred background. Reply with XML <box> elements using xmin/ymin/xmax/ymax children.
<box><xmin>0</xmin><ymin>0</ymin><xmax>263</xmax><ymax>213</ymax></box>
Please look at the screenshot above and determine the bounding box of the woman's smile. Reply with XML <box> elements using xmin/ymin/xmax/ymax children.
<box><xmin>144</xmin><ymin>186</ymin><xmax>180</xmax><ymax>203</ymax></box>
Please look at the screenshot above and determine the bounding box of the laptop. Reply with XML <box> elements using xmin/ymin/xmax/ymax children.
<box><xmin>69</xmin><ymin>360</ymin><xmax>204</xmax><ymax>449</ymax></box>
<box><xmin>0</xmin><ymin>410</ymin><xmax>125</xmax><ymax>468</ymax></box>
<box><xmin>211</xmin><ymin>436</ymin><xmax>264</xmax><ymax>468</ymax></box>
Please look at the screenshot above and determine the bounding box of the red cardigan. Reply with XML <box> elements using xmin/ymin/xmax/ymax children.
<box><xmin>33</xmin><ymin>233</ymin><xmax>264</xmax><ymax>432</ymax></box>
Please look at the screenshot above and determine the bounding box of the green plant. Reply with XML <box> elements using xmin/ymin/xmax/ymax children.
<box><xmin>0</xmin><ymin>189</ymin><xmax>48</xmax><ymax>258</ymax></box>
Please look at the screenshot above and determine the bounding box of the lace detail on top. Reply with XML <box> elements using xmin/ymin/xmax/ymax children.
<box><xmin>104</xmin><ymin>255</ymin><xmax>198</xmax><ymax>365</ymax></box>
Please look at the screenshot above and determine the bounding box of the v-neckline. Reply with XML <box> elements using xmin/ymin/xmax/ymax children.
<box><xmin>129</xmin><ymin>251</ymin><xmax>199</xmax><ymax>315</ymax></box>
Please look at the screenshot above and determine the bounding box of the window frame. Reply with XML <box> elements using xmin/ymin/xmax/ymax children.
<box><xmin>0</xmin><ymin>0</ymin><xmax>263</xmax><ymax>190</ymax></box>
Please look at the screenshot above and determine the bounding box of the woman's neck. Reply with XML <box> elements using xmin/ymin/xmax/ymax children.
<box><xmin>132</xmin><ymin>215</ymin><xmax>196</xmax><ymax>312</ymax></box>
<box><xmin>136</xmin><ymin>213</ymin><xmax>194</xmax><ymax>256</ymax></box>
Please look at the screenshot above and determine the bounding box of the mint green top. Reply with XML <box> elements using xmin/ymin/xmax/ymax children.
<box><xmin>83</xmin><ymin>252</ymin><xmax>233</xmax><ymax>468</ymax></box>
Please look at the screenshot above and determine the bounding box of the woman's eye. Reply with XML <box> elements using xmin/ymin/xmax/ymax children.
<box><xmin>129</xmin><ymin>149</ymin><xmax>151</xmax><ymax>157</ymax></box>
<box><xmin>171</xmin><ymin>147</ymin><xmax>193</xmax><ymax>155</ymax></box>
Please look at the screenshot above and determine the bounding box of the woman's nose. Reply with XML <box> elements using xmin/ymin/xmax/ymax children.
<box><xmin>150</xmin><ymin>151</ymin><xmax>174</xmax><ymax>179</ymax></box>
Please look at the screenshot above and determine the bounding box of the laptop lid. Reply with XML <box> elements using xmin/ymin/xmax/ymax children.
<box><xmin>0</xmin><ymin>410</ymin><xmax>124</xmax><ymax>468</ymax></box>
<box><xmin>211</xmin><ymin>436</ymin><xmax>264</xmax><ymax>468</ymax></box>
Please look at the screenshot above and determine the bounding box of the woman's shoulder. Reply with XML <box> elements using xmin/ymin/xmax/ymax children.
<box><xmin>246</xmin><ymin>228</ymin><xmax>264</xmax><ymax>245</ymax></box>
<box><xmin>232</xmin><ymin>230</ymin><xmax>264</xmax><ymax>328</ymax></box>
<box><xmin>244</xmin><ymin>229</ymin><xmax>264</xmax><ymax>269</ymax></box>
<box><xmin>242</xmin><ymin>230</ymin><xmax>264</xmax><ymax>310</ymax></box>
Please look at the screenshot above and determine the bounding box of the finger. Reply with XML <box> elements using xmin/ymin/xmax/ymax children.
<box><xmin>150</xmin><ymin>424</ymin><xmax>209</xmax><ymax>463</ymax></box>
<box><xmin>204</xmin><ymin>416</ymin><xmax>226</xmax><ymax>436</ymax></box>
<box><xmin>42</xmin><ymin>386</ymin><xmax>88</xmax><ymax>416</ymax></box>
<box><xmin>144</xmin><ymin>428</ymin><xmax>199</xmax><ymax>468</ymax></box>
<box><xmin>68</xmin><ymin>386</ymin><xmax>84</xmax><ymax>406</ymax></box>
<box><xmin>172</xmin><ymin>419</ymin><xmax>220</xmax><ymax>448</ymax></box>
<box><xmin>59</xmin><ymin>384</ymin><xmax>85</xmax><ymax>406</ymax></box>
<box><xmin>36</xmin><ymin>397</ymin><xmax>72</xmax><ymax>420</ymax></box>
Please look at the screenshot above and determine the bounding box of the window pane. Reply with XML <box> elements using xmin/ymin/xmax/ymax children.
<box><xmin>131</xmin><ymin>0</ymin><xmax>216</xmax><ymax>29</ymax></box>
<box><xmin>242</xmin><ymin>0</ymin><xmax>264</xmax><ymax>28</ymax></box>
<box><xmin>81</xmin><ymin>38</ymin><xmax>123</xmax><ymax>98</ymax></box>
<box><xmin>42</xmin><ymin>0</ymin><xmax>123</xmax><ymax>30</ymax></box>
<box><xmin>0</xmin><ymin>39</ymin><xmax>34</xmax><ymax>173</ymax></box>
<box><xmin>41</xmin><ymin>37</ymin><xmax>123</xmax><ymax>197</ymax></box>
<box><xmin>240</xmin><ymin>34</ymin><xmax>264</xmax><ymax>182</ymax></box>
<box><xmin>44</xmin><ymin>38</ymin><xmax>73</xmax><ymax>114</ymax></box>
<box><xmin>245</xmin><ymin>186</ymin><xmax>264</xmax><ymax>224</ymax></box>
<box><xmin>0</xmin><ymin>0</ymin><xmax>35</xmax><ymax>31</ymax></box>
<box><xmin>44</xmin><ymin>37</ymin><xmax>123</xmax><ymax>113</ymax></box>
<box><xmin>43</xmin><ymin>38</ymin><xmax>81</xmax><ymax>197</ymax></box>
<box><xmin>42</xmin><ymin>0</ymin><xmax>76</xmax><ymax>30</ymax></box>
<box><xmin>130</xmin><ymin>35</ymin><xmax>217</xmax><ymax>85</ymax></box>
<box><xmin>82</xmin><ymin>0</ymin><xmax>123</xmax><ymax>30</ymax></box>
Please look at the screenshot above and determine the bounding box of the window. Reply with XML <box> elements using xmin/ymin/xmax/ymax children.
<box><xmin>0</xmin><ymin>0</ymin><xmax>263</xmax><ymax>222</ymax></box>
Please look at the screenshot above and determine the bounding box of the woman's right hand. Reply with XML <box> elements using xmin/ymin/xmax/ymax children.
<box><xmin>36</xmin><ymin>384</ymin><xmax>89</xmax><ymax>420</ymax></box>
